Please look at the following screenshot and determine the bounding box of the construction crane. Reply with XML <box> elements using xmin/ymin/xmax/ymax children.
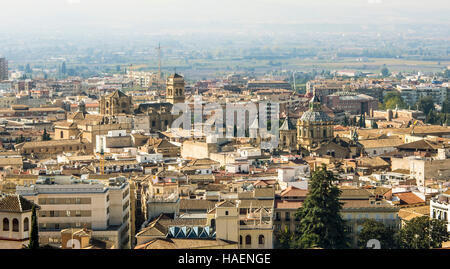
<box><xmin>155</xmin><ymin>42</ymin><xmax>165</xmax><ymax>90</ymax></box>
<box><xmin>99</xmin><ymin>148</ymin><xmax>105</xmax><ymax>175</ymax></box>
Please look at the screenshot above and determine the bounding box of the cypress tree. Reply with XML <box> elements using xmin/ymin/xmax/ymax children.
<box><xmin>293</xmin><ymin>166</ymin><xmax>349</xmax><ymax>249</ymax></box>
<box><xmin>29</xmin><ymin>204</ymin><xmax>39</xmax><ymax>249</ymax></box>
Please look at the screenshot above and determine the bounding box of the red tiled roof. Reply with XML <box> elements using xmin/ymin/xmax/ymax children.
<box><xmin>275</xmin><ymin>200</ymin><xmax>303</xmax><ymax>209</ymax></box>
<box><xmin>394</xmin><ymin>192</ymin><xmax>425</xmax><ymax>205</ymax></box>
<box><xmin>280</xmin><ymin>186</ymin><xmax>308</xmax><ymax>197</ymax></box>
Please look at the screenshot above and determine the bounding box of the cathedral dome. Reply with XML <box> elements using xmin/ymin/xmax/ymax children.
<box><xmin>300</xmin><ymin>110</ymin><xmax>331</xmax><ymax>122</ymax></box>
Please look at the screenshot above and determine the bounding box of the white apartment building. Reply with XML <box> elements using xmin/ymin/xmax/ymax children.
<box><xmin>96</xmin><ymin>130</ymin><xmax>133</xmax><ymax>153</ymax></box>
<box><xmin>126</xmin><ymin>71</ymin><xmax>158</xmax><ymax>88</ymax></box>
<box><xmin>16</xmin><ymin>175</ymin><xmax>131</xmax><ymax>248</ymax></box>
<box><xmin>396</xmin><ymin>84</ymin><xmax>447</xmax><ymax>106</ymax></box>
<box><xmin>430</xmin><ymin>190</ymin><xmax>450</xmax><ymax>232</ymax></box>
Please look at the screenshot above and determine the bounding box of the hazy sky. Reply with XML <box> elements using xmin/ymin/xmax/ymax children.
<box><xmin>2</xmin><ymin>0</ymin><xmax>450</xmax><ymax>35</ymax></box>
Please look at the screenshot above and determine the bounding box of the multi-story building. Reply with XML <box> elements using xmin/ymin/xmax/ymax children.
<box><xmin>126</xmin><ymin>71</ymin><xmax>159</xmax><ymax>88</ymax></box>
<box><xmin>247</xmin><ymin>80</ymin><xmax>291</xmax><ymax>91</ymax></box>
<box><xmin>16</xmin><ymin>175</ymin><xmax>131</xmax><ymax>249</ymax></box>
<box><xmin>340</xmin><ymin>189</ymin><xmax>400</xmax><ymax>247</ymax></box>
<box><xmin>396</xmin><ymin>84</ymin><xmax>447</xmax><ymax>106</ymax></box>
<box><xmin>430</xmin><ymin>190</ymin><xmax>450</xmax><ymax>232</ymax></box>
<box><xmin>325</xmin><ymin>92</ymin><xmax>378</xmax><ymax>115</ymax></box>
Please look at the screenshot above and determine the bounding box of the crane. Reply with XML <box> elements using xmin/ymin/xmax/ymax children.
<box><xmin>155</xmin><ymin>42</ymin><xmax>165</xmax><ymax>90</ymax></box>
<box><xmin>99</xmin><ymin>148</ymin><xmax>105</xmax><ymax>175</ymax></box>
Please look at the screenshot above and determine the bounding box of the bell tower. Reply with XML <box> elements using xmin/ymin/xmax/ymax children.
<box><xmin>166</xmin><ymin>73</ymin><xmax>185</xmax><ymax>104</ymax></box>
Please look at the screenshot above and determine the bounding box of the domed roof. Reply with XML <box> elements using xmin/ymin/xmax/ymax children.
<box><xmin>300</xmin><ymin>110</ymin><xmax>332</xmax><ymax>122</ymax></box>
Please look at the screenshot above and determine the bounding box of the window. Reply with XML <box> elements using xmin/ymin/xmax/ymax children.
<box><xmin>285</xmin><ymin>212</ymin><xmax>290</xmax><ymax>221</ymax></box>
<box><xmin>245</xmin><ymin>235</ymin><xmax>251</xmax><ymax>245</ymax></box>
<box><xmin>225</xmin><ymin>211</ymin><xmax>229</xmax><ymax>216</ymax></box>
<box><xmin>211</xmin><ymin>219</ymin><xmax>216</xmax><ymax>229</ymax></box>
<box><xmin>12</xmin><ymin>218</ymin><xmax>19</xmax><ymax>232</ymax></box>
<box><xmin>275</xmin><ymin>212</ymin><xmax>281</xmax><ymax>221</ymax></box>
<box><xmin>258</xmin><ymin>235</ymin><xmax>265</xmax><ymax>245</ymax></box>
<box><xmin>24</xmin><ymin>218</ymin><xmax>29</xmax><ymax>232</ymax></box>
<box><xmin>2</xmin><ymin>218</ymin><xmax>9</xmax><ymax>231</ymax></box>
<box><xmin>60</xmin><ymin>131</ymin><xmax>64</xmax><ymax>139</ymax></box>
<box><xmin>239</xmin><ymin>235</ymin><xmax>242</xmax><ymax>245</ymax></box>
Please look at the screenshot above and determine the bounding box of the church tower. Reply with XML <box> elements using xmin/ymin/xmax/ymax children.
<box><xmin>166</xmin><ymin>73</ymin><xmax>185</xmax><ymax>104</ymax></box>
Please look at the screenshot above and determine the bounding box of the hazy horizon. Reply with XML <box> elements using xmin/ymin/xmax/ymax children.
<box><xmin>2</xmin><ymin>0</ymin><xmax>450</xmax><ymax>36</ymax></box>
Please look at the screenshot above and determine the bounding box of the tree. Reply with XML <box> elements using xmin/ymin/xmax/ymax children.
<box><xmin>274</xmin><ymin>226</ymin><xmax>295</xmax><ymax>249</ymax></box>
<box><xmin>417</xmin><ymin>96</ymin><xmax>435</xmax><ymax>116</ymax></box>
<box><xmin>372</xmin><ymin>121</ymin><xmax>378</xmax><ymax>129</ymax></box>
<box><xmin>399</xmin><ymin>216</ymin><xmax>449</xmax><ymax>249</ymax></box>
<box><xmin>426</xmin><ymin>110</ymin><xmax>437</xmax><ymax>124</ymax></box>
<box><xmin>358</xmin><ymin>219</ymin><xmax>398</xmax><ymax>249</ymax></box>
<box><xmin>342</xmin><ymin>115</ymin><xmax>349</xmax><ymax>127</ymax></box>
<box><xmin>293</xmin><ymin>166</ymin><xmax>349</xmax><ymax>249</ymax></box>
<box><xmin>16</xmin><ymin>134</ymin><xmax>25</xmax><ymax>144</ymax></box>
<box><xmin>383</xmin><ymin>92</ymin><xmax>406</xmax><ymax>110</ymax></box>
<box><xmin>359</xmin><ymin>113</ymin><xmax>366</xmax><ymax>128</ymax></box>
<box><xmin>28</xmin><ymin>205</ymin><xmax>39</xmax><ymax>249</ymax></box>
<box><xmin>381</xmin><ymin>65</ymin><xmax>390</xmax><ymax>77</ymax></box>
<box><xmin>42</xmin><ymin>129</ymin><xmax>51</xmax><ymax>141</ymax></box>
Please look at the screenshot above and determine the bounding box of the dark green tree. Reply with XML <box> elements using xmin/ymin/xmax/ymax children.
<box><xmin>42</xmin><ymin>129</ymin><xmax>51</xmax><ymax>141</ymax></box>
<box><xmin>29</xmin><ymin>205</ymin><xmax>39</xmax><ymax>249</ymax></box>
<box><xmin>16</xmin><ymin>134</ymin><xmax>25</xmax><ymax>144</ymax></box>
<box><xmin>359</xmin><ymin>113</ymin><xmax>366</xmax><ymax>128</ymax></box>
<box><xmin>342</xmin><ymin>115</ymin><xmax>349</xmax><ymax>127</ymax></box>
<box><xmin>399</xmin><ymin>216</ymin><xmax>449</xmax><ymax>249</ymax></box>
<box><xmin>274</xmin><ymin>226</ymin><xmax>295</xmax><ymax>249</ymax></box>
<box><xmin>417</xmin><ymin>96</ymin><xmax>435</xmax><ymax>116</ymax></box>
<box><xmin>293</xmin><ymin>166</ymin><xmax>349</xmax><ymax>249</ymax></box>
<box><xmin>358</xmin><ymin>219</ymin><xmax>398</xmax><ymax>249</ymax></box>
<box><xmin>381</xmin><ymin>65</ymin><xmax>390</xmax><ymax>77</ymax></box>
<box><xmin>426</xmin><ymin>110</ymin><xmax>437</xmax><ymax>124</ymax></box>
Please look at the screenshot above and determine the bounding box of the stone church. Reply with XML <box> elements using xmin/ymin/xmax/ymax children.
<box><xmin>100</xmin><ymin>89</ymin><xmax>133</xmax><ymax>116</ymax></box>
<box><xmin>297</xmin><ymin>94</ymin><xmax>335</xmax><ymax>151</ymax></box>
<box><xmin>296</xmin><ymin>94</ymin><xmax>363</xmax><ymax>158</ymax></box>
<box><xmin>134</xmin><ymin>73</ymin><xmax>186</xmax><ymax>132</ymax></box>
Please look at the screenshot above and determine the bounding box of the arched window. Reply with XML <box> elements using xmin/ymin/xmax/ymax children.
<box><xmin>60</xmin><ymin>131</ymin><xmax>64</xmax><ymax>139</ymax></box>
<box><xmin>245</xmin><ymin>235</ymin><xmax>252</xmax><ymax>245</ymax></box>
<box><xmin>2</xmin><ymin>218</ymin><xmax>9</xmax><ymax>231</ymax></box>
<box><xmin>258</xmin><ymin>235</ymin><xmax>265</xmax><ymax>245</ymax></box>
<box><xmin>24</xmin><ymin>217</ymin><xmax>29</xmax><ymax>232</ymax></box>
<box><xmin>106</xmin><ymin>101</ymin><xmax>109</xmax><ymax>108</ymax></box>
<box><xmin>12</xmin><ymin>218</ymin><xmax>19</xmax><ymax>232</ymax></box>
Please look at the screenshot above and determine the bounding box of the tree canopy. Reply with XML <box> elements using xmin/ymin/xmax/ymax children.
<box><xmin>358</xmin><ymin>219</ymin><xmax>398</xmax><ymax>249</ymax></box>
<box><xmin>398</xmin><ymin>216</ymin><xmax>448</xmax><ymax>249</ymax></box>
<box><xmin>292</xmin><ymin>166</ymin><xmax>349</xmax><ymax>249</ymax></box>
